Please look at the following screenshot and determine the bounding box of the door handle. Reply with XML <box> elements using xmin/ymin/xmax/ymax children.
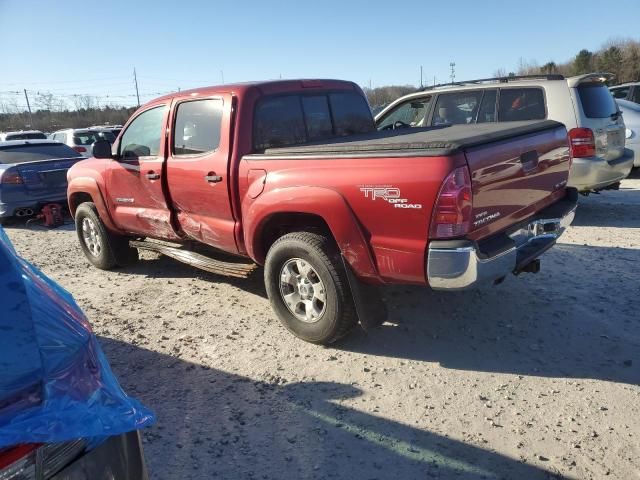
<box><xmin>145</xmin><ymin>171</ymin><xmax>160</xmax><ymax>180</ymax></box>
<box><xmin>205</xmin><ymin>173</ymin><xmax>223</xmax><ymax>183</ymax></box>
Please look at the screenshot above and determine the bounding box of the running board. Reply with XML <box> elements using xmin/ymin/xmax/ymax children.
<box><xmin>130</xmin><ymin>240</ymin><xmax>257</xmax><ymax>278</ymax></box>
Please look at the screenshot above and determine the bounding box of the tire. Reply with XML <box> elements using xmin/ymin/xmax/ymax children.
<box><xmin>264</xmin><ymin>232</ymin><xmax>357</xmax><ymax>344</ymax></box>
<box><xmin>75</xmin><ymin>202</ymin><xmax>138</xmax><ymax>269</ymax></box>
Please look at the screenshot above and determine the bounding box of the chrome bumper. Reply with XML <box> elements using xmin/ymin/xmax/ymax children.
<box><xmin>567</xmin><ymin>148</ymin><xmax>634</xmax><ymax>191</ymax></box>
<box><xmin>427</xmin><ymin>201</ymin><xmax>576</xmax><ymax>291</ymax></box>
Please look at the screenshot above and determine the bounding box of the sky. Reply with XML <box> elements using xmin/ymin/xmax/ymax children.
<box><xmin>1</xmin><ymin>0</ymin><xmax>639</xmax><ymax>108</ymax></box>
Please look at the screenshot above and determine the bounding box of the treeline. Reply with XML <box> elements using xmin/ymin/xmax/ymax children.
<box><xmin>0</xmin><ymin>106</ymin><xmax>136</xmax><ymax>133</ymax></box>
<box><xmin>496</xmin><ymin>38</ymin><xmax>640</xmax><ymax>84</ymax></box>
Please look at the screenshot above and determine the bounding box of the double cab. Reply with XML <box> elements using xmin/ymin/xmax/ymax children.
<box><xmin>67</xmin><ymin>79</ymin><xmax>577</xmax><ymax>344</ymax></box>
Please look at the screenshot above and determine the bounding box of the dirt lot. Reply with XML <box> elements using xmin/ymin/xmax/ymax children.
<box><xmin>5</xmin><ymin>175</ymin><xmax>640</xmax><ymax>480</ymax></box>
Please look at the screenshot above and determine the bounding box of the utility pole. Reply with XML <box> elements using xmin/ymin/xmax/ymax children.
<box><xmin>133</xmin><ymin>68</ymin><xmax>140</xmax><ymax>107</ymax></box>
<box><xmin>23</xmin><ymin>89</ymin><xmax>33</xmax><ymax>127</ymax></box>
<box><xmin>449</xmin><ymin>62</ymin><xmax>456</xmax><ymax>84</ymax></box>
<box><xmin>220</xmin><ymin>70</ymin><xmax>225</xmax><ymax>84</ymax></box>
<box><xmin>420</xmin><ymin>65</ymin><xmax>423</xmax><ymax>88</ymax></box>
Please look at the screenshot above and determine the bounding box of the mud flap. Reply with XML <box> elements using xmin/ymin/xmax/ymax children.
<box><xmin>341</xmin><ymin>256</ymin><xmax>387</xmax><ymax>331</ymax></box>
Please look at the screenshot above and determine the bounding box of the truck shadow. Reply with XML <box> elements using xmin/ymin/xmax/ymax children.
<box><xmin>100</xmin><ymin>337</ymin><xmax>566</xmax><ymax>480</ymax></box>
<box><xmin>340</xmin><ymin>243</ymin><xmax>640</xmax><ymax>386</ymax></box>
<box><xmin>121</xmin><ymin>254</ymin><xmax>268</xmax><ymax>298</ymax></box>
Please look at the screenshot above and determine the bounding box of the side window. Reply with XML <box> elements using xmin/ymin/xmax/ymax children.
<box><xmin>173</xmin><ymin>99</ymin><xmax>223</xmax><ymax>155</ymax></box>
<box><xmin>610</xmin><ymin>87</ymin><xmax>630</xmax><ymax>99</ymax></box>
<box><xmin>328</xmin><ymin>93</ymin><xmax>375</xmax><ymax>136</ymax></box>
<box><xmin>120</xmin><ymin>106</ymin><xmax>167</xmax><ymax>159</ymax></box>
<box><xmin>476</xmin><ymin>90</ymin><xmax>497</xmax><ymax>123</ymax></box>
<box><xmin>57</xmin><ymin>133</ymin><xmax>67</xmax><ymax>143</ymax></box>
<box><xmin>301</xmin><ymin>96</ymin><xmax>333</xmax><ymax>140</ymax></box>
<box><xmin>498</xmin><ymin>88</ymin><xmax>546</xmax><ymax>121</ymax></box>
<box><xmin>377</xmin><ymin>97</ymin><xmax>431</xmax><ymax>130</ymax></box>
<box><xmin>630</xmin><ymin>87</ymin><xmax>640</xmax><ymax>104</ymax></box>
<box><xmin>432</xmin><ymin>91</ymin><xmax>483</xmax><ymax>126</ymax></box>
<box><xmin>253</xmin><ymin>96</ymin><xmax>306</xmax><ymax>151</ymax></box>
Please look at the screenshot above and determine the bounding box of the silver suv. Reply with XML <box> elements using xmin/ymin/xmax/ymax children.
<box><xmin>375</xmin><ymin>73</ymin><xmax>634</xmax><ymax>193</ymax></box>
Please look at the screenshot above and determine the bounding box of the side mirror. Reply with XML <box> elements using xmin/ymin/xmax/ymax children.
<box><xmin>92</xmin><ymin>139</ymin><xmax>113</xmax><ymax>159</ymax></box>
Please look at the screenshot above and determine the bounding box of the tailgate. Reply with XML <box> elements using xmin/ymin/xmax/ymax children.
<box><xmin>464</xmin><ymin>121</ymin><xmax>571</xmax><ymax>241</ymax></box>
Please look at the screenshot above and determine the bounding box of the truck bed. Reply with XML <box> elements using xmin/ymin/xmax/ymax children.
<box><xmin>263</xmin><ymin>120</ymin><xmax>565</xmax><ymax>157</ymax></box>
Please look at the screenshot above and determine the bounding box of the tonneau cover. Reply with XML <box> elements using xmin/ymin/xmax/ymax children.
<box><xmin>263</xmin><ymin>120</ymin><xmax>564</xmax><ymax>157</ymax></box>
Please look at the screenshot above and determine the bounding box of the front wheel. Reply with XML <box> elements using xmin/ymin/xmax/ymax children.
<box><xmin>75</xmin><ymin>202</ymin><xmax>138</xmax><ymax>269</ymax></box>
<box><xmin>264</xmin><ymin>232</ymin><xmax>357</xmax><ymax>344</ymax></box>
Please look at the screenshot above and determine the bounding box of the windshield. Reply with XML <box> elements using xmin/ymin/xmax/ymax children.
<box><xmin>0</xmin><ymin>143</ymin><xmax>82</xmax><ymax>164</ymax></box>
<box><xmin>577</xmin><ymin>83</ymin><xmax>618</xmax><ymax>118</ymax></box>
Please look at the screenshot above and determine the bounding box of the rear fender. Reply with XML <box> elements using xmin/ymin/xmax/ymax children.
<box><xmin>67</xmin><ymin>177</ymin><xmax>123</xmax><ymax>234</ymax></box>
<box><xmin>243</xmin><ymin>186</ymin><xmax>379</xmax><ymax>281</ymax></box>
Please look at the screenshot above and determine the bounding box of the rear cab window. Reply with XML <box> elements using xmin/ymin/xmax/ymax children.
<box><xmin>498</xmin><ymin>88</ymin><xmax>546</xmax><ymax>121</ymax></box>
<box><xmin>0</xmin><ymin>143</ymin><xmax>82</xmax><ymax>164</ymax></box>
<box><xmin>253</xmin><ymin>91</ymin><xmax>374</xmax><ymax>151</ymax></box>
<box><xmin>577</xmin><ymin>83</ymin><xmax>618</xmax><ymax>118</ymax></box>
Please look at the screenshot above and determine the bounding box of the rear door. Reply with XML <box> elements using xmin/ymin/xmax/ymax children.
<box><xmin>105</xmin><ymin>104</ymin><xmax>179</xmax><ymax>240</ymax></box>
<box><xmin>165</xmin><ymin>95</ymin><xmax>237</xmax><ymax>252</ymax></box>
<box><xmin>571</xmin><ymin>80</ymin><xmax>625</xmax><ymax>161</ymax></box>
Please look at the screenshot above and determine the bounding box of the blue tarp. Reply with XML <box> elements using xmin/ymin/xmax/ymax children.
<box><xmin>0</xmin><ymin>227</ymin><xmax>154</xmax><ymax>448</ymax></box>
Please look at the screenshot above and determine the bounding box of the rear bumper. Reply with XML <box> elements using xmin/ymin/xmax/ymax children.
<box><xmin>426</xmin><ymin>189</ymin><xmax>577</xmax><ymax>290</ymax></box>
<box><xmin>626</xmin><ymin>141</ymin><xmax>640</xmax><ymax>167</ymax></box>
<box><xmin>0</xmin><ymin>197</ymin><xmax>67</xmax><ymax>217</ymax></box>
<box><xmin>567</xmin><ymin>148</ymin><xmax>634</xmax><ymax>191</ymax></box>
<box><xmin>52</xmin><ymin>431</ymin><xmax>148</xmax><ymax>480</ymax></box>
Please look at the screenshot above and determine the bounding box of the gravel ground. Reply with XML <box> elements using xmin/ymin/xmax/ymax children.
<box><xmin>4</xmin><ymin>175</ymin><xmax>640</xmax><ymax>480</ymax></box>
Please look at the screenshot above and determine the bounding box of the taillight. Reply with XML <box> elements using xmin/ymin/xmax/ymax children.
<box><xmin>568</xmin><ymin>128</ymin><xmax>596</xmax><ymax>158</ymax></box>
<box><xmin>0</xmin><ymin>440</ymin><xmax>85</xmax><ymax>480</ymax></box>
<box><xmin>73</xmin><ymin>146</ymin><xmax>87</xmax><ymax>153</ymax></box>
<box><xmin>430</xmin><ymin>166</ymin><xmax>473</xmax><ymax>239</ymax></box>
<box><xmin>0</xmin><ymin>444</ymin><xmax>38</xmax><ymax>479</ymax></box>
<box><xmin>0</xmin><ymin>171</ymin><xmax>23</xmax><ymax>185</ymax></box>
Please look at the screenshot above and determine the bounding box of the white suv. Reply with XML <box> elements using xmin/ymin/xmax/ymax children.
<box><xmin>49</xmin><ymin>128</ymin><xmax>116</xmax><ymax>157</ymax></box>
<box><xmin>375</xmin><ymin>73</ymin><xmax>634</xmax><ymax>193</ymax></box>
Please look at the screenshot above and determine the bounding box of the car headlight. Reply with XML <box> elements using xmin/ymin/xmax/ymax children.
<box><xmin>626</xmin><ymin>128</ymin><xmax>633</xmax><ymax>139</ymax></box>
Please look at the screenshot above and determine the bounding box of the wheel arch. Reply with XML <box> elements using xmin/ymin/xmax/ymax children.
<box><xmin>243</xmin><ymin>186</ymin><xmax>379</xmax><ymax>282</ymax></box>
<box><xmin>67</xmin><ymin>177</ymin><xmax>122</xmax><ymax>234</ymax></box>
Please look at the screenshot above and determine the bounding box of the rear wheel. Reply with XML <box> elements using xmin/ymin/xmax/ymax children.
<box><xmin>75</xmin><ymin>202</ymin><xmax>138</xmax><ymax>269</ymax></box>
<box><xmin>264</xmin><ymin>232</ymin><xmax>357</xmax><ymax>344</ymax></box>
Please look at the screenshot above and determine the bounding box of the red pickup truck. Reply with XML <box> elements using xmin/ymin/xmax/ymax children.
<box><xmin>67</xmin><ymin>79</ymin><xmax>577</xmax><ymax>344</ymax></box>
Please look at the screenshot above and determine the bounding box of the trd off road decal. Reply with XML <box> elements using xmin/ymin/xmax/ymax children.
<box><xmin>359</xmin><ymin>185</ymin><xmax>422</xmax><ymax>209</ymax></box>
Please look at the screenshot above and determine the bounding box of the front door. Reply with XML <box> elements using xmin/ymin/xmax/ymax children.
<box><xmin>165</xmin><ymin>95</ymin><xmax>237</xmax><ymax>253</ymax></box>
<box><xmin>105</xmin><ymin>104</ymin><xmax>179</xmax><ymax>240</ymax></box>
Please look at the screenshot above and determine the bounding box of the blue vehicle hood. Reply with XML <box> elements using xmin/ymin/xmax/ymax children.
<box><xmin>0</xmin><ymin>227</ymin><xmax>154</xmax><ymax>448</ymax></box>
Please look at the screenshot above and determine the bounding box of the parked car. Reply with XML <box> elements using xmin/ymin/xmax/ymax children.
<box><xmin>617</xmin><ymin>99</ymin><xmax>640</xmax><ymax>167</ymax></box>
<box><xmin>67</xmin><ymin>79</ymin><xmax>576</xmax><ymax>345</ymax></box>
<box><xmin>0</xmin><ymin>130</ymin><xmax>47</xmax><ymax>141</ymax></box>
<box><xmin>49</xmin><ymin>128</ymin><xmax>116</xmax><ymax>156</ymax></box>
<box><xmin>0</xmin><ymin>227</ymin><xmax>153</xmax><ymax>479</ymax></box>
<box><xmin>610</xmin><ymin>82</ymin><xmax>640</xmax><ymax>104</ymax></box>
<box><xmin>0</xmin><ymin>140</ymin><xmax>86</xmax><ymax>222</ymax></box>
<box><xmin>375</xmin><ymin>73</ymin><xmax>634</xmax><ymax>193</ymax></box>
